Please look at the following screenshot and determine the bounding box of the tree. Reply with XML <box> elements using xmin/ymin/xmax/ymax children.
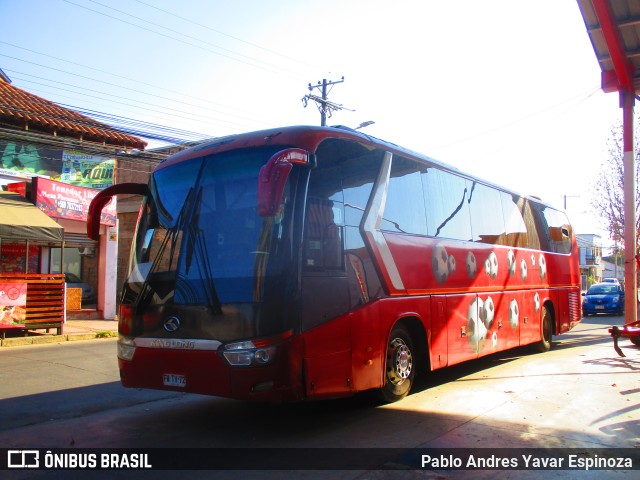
<box><xmin>591</xmin><ymin>122</ymin><xmax>640</xmax><ymax>250</ymax></box>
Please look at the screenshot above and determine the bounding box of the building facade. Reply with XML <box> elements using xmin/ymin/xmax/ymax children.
<box><xmin>577</xmin><ymin>233</ymin><xmax>603</xmax><ymax>291</ymax></box>
<box><xmin>0</xmin><ymin>71</ymin><xmax>146</xmax><ymax>319</ymax></box>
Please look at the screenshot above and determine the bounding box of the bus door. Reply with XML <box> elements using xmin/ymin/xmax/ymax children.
<box><xmin>299</xmin><ymin>196</ymin><xmax>353</xmax><ymax>398</ymax></box>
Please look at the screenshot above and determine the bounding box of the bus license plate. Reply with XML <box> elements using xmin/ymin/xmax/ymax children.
<box><xmin>163</xmin><ymin>374</ymin><xmax>186</xmax><ymax>387</ymax></box>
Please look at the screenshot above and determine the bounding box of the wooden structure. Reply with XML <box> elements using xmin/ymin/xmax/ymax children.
<box><xmin>0</xmin><ymin>192</ymin><xmax>65</xmax><ymax>338</ymax></box>
<box><xmin>0</xmin><ymin>273</ymin><xmax>65</xmax><ymax>338</ymax></box>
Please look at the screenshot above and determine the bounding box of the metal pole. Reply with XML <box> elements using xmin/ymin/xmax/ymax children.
<box><xmin>621</xmin><ymin>90</ymin><xmax>637</xmax><ymax>325</ymax></box>
<box><xmin>321</xmin><ymin>79</ymin><xmax>327</xmax><ymax>127</ymax></box>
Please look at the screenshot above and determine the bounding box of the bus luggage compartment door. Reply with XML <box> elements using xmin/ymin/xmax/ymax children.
<box><xmin>447</xmin><ymin>293</ymin><xmax>481</xmax><ymax>366</ymax></box>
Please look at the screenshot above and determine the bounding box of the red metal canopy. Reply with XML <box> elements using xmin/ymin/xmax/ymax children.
<box><xmin>577</xmin><ymin>0</ymin><xmax>638</xmax><ymax>326</ymax></box>
<box><xmin>577</xmin><ymin>0</ymin><xmax>640</xmax><ymax>94</ymax></box>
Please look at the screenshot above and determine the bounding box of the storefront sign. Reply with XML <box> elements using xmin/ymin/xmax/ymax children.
<box><xmin>6</xmin><ymin>182</ymin><xmax>27</xmax><ymax>197</ymax></box>
<box><xmin>0</xmin><ymin>282</ymin><xmax>27</xmax><ymax>326</ymax></box>
<box><xmin>34</xmin><ymin>177</ymin><xmax>116</xmax><ymax>226</ymax></box>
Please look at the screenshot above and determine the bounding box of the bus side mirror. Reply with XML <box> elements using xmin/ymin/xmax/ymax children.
<box><xmin>257</xmin><ymin>148</ymin><xmax>308</xmax><ymax>216</ymax></box>
<box><xmin>88</xmin><ymin>183</ymin><xmax>149</xmax><ymax>240</ymax></box>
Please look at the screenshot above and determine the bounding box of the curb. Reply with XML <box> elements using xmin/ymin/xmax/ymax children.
<box><xmin>1</xmin><ymin>333</ymin><xmax>117</xmax><ymax>347</ymax></box>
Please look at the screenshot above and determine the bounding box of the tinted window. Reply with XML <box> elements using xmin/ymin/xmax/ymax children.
<box><xmin>544</xmin><ymin>207</ymin><xmax>572</xmax><ymax>254</ymax></box>
<box><xmin>304</xmin><ymin>140</ymin><xmax>383</xmax><ymax>270</ymax></box>
<box><xmin>468</xmin><ymin>182</ymin><xmax>506</xmax><ymax>244</ymax></box>
<box><xmin>423</xmin><ymin>168</ymin><xmax>472</xmax><ymax>241</ymax></box>
<box><xmin>382</xmin><ymin>156</ymin><xmax>428</xmax><ymax>235</ymax></box>
<box><xmin>501</xmin><ymin>192</ymin><xmax>531</xmax><ymax>248</ymax></box>
<box><xmin>531</xmin><ymin>203</ymin><xmax>573</xmax><ymax>254</ymax></box>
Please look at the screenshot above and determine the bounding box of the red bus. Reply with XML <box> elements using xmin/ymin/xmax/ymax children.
<box><xmin>89</xmin><ymin>126</ymin><xmax>581</xmax><ymax>403</ymax></box>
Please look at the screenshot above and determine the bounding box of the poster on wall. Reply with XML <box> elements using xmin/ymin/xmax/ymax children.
<box><xmin>33</xmin><ymin>177</ymin><xmax>116</xmax><ymax>226</ymax></box>
<box><xmin>0</xmin><ymin>243</ymin><xmax>39</xmax><ymax>273</ymax></box>
<box><xmin>0</xmin><ymin>282</ymin><xmax>27</xmax><ymax>327</ymax></box>
<box><xmin>0</xmin><ymin>143</ymin><xmax>115</xmax><ymax>190</ymax></box>
<box><xmin>0</xmin><ymin>141</ymin><xmax>62</xmax><ymax>180</ymax></box>
<box><xmin>61</xmin><ymin>149</ymin><xmax>114</xmax><ymax>189</ymax></box>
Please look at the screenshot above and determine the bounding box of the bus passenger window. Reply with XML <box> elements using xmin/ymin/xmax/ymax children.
<box><xmin>467</xmin><ymin>182</ymin><xmax>506</xmax><ymax>244</ymax></box>
<box><xmin>383</xmin><ymin>156</ymin><xmax>428</xmax><ymax>235</ymax></box>
<box><xmin>500</xmin><ymin>193</ymin><xmax>531</xmax><ymax>248</ymax></box>
<box><xmin>422</xmin><ymin>169</ymin><xmax>472</xmax><ymax>241</ymax></box>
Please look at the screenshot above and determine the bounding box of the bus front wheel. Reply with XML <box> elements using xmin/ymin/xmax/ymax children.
<box><xmin>378</xmin><ymin>324</ymin><xmax>415</xmax><ymax>403</ymax></box>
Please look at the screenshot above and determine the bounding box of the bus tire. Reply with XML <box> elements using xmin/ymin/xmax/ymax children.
<box><xmin>378</xmin><ymin>324</ymin><xmax>415</xmax><ymax>403</ymax></box>
<box><xmin>535</xmin><ymin>305</ymin><xmax>553</xmax><ymax>352</ymax></box>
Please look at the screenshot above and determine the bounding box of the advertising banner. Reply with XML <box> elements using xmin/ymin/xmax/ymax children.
<box><xmin>0</xmin><ymin>244</ymin><xmax>39</xmax><ymax>273</ymax></box>
<box><xmin>0</xmin><ymin>282</ymin><xmax>27</xmax><ymax>326</ymax></box>
<box><xmin>34</xmin><ymin>177</ymin><xmax>116</xmax><ymax>226</ymax></box>
<box><xmin>0</xmin><ymin>141</ymin><xmax>61</xmax><ymax>180</ymax></box>
<box><xmin>61</xmin><ymin>149</ymin><xmax>114</xmax><ymax>189</ymax></box>
<box><xmin>0</xmin><ymin>142</ymin><xmax>115</xmax><ymax>190</ymax></box>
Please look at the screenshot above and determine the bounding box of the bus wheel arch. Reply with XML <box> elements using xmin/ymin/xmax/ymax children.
<box><xmin>535</xmin><ymin>301</ymin><xmax>555</xmax><ymax>353</ymax></box>
<box><xmin>377</xmin><ymin>317</ymin><xmax>427</xmax><ymax>403</ymax></box>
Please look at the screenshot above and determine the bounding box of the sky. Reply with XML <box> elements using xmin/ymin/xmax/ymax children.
<box><xmin>0</xmin><ymin>0</ymin><xmax>625</xmax><ymax>246</ymax></box>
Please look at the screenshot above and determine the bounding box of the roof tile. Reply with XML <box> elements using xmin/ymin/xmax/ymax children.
<box><xmin>0</xmin><ymin>79</ymin><xmax>147</xmax><ymax>149</ymax></box>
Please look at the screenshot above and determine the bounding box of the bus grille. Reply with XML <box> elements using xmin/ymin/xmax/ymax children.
<box><xmin>569</xmin><ymin>291</ymin><xmax>581</xmax><ymax>323</ymax></box>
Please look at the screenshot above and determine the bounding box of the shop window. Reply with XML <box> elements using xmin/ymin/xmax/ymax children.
<box><xmin>0</xmin><ymin>241</ymin><xmax>39</xmax><ymax>273</ymax></box>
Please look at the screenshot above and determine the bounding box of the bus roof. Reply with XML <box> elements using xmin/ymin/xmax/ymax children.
<box><xmin>155</xmin><ymin>125</ymin><xmax>560</xmax><ymax>212</ymax></box>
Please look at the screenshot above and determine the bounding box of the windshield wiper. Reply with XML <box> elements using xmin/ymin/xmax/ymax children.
<box><xmin>185</xmin><ymin>187</ymin><xmax>223</xmax><ymax>314</ymax></box>
<box><xmin>132</xmin><ymin>187</ymin><xmax>195</xmax><ymax>313</ymax></box>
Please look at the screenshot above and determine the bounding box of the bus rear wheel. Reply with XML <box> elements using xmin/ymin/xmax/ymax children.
<box><xmin>378</xmin><ymin>324</ymin><xmax>415</xmax><ymax>403</ymax></box>
<box><xmin>535</xmin><ymin>305</ymin><xmax>553</xmax><ymax>352</ymax></box>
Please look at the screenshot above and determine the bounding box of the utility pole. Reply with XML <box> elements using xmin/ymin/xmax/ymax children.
<box><xmin>562</xmin><ymin>194</ymin><xmax>580</xmax><ymax>210</ymax></box>
<box><xmin>302</xmin><ymin>77</ymin><xmax>352</xmax><ymax>126</ymax></box>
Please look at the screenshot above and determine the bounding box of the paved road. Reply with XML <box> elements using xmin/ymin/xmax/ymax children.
<box><xmin>0</xmin><ymin>315</ymin><xmax>638</xmax><ymax>479</ymax></box>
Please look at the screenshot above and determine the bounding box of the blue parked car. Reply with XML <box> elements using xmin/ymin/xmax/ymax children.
<box><xmin>582</xmin><ymin>283</ymin><xmax>625</xmax><ymax>316</ymax></box>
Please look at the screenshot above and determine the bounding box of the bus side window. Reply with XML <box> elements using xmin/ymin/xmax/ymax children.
<box><xmin>501</xmin><ymin>192</ymin><xmax>531</xmax><ymax>249</ymax></box>
<box><xmin>383</xmin><ymin>156</ymin><xmax>428</xmax><ymax>235</ymax></box>
<box><xmin>468</xmin><ymin>182</ymin><xmax>506</xmax><ymax>244</ymax></box>
<box><xmin>529</xmin><ymin>203</ymin><xmax>572</xmax><ymax>254</ymax></box>
<box><xmin>422</xmin><ymin>169</ymin><xmax>472</xmax><ymax>241</ymax></box>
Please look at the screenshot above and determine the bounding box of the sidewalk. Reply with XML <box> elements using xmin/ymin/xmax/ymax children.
<box><xmin>0</xmin><ymin>318</ymin><xmax>118</xmax><ymax>347</ymax></box>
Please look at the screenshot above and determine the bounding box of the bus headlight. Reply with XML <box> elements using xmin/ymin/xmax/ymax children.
<box><xmin>222</xmin><ymin>340</ymin><xmax>279</xmax><ymax>367</ymax></box>
<box><xmin>222</xmin><ymin>349</ymin><xmax>253</xmax><ymax>366</ymax></box>
<box><xmin>254</xmin><ymin>347</ymin><xmax>274</xmax><ymax>364</ymax></box>
<box><xmin>117</xmin><ymin>337</ymin><xmax>136</xmax><ymax>361</ymax></box>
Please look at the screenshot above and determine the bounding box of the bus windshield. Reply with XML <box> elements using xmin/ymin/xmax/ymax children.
<box><xmin>125</xmin><ymin>146</ymin><xmax>293</xmax><ymax>312</ymax></box>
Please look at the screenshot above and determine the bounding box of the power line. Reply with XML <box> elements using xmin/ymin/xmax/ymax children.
<box><xmin>0</xmin><ymin>100</ymin><xmax>210</xmax><ymax>146</ymax></box>
<box><xmin>0</xmin><ymin>41</ymin><xmax>274</xmax><ymax>123</ymax></box>
<box><xmin>1</xmin><ymin>59</ymin><xmax>269</xmax><ymax>128</ymax></box>
<box><xmin>429</xmin><ymin>86</ymin><xmax>603</xmax><ymax>152</ymax></box>
<box><xmin>133</xmin><ymin>0</ymin><xmax>323</xmax><ymax>71</ymax></box>
<box><xmin>63</xmin><ymin>0</ymin><xmax>306</xmax><ymax>81</ymax></box>
<box><xmin>6</xmin><ymin>70</ymin><xmax>262</xmax><ymax>135</ymax></box>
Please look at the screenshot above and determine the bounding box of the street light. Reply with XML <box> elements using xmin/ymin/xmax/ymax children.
<box><xmin>356</xmin><ymin>121</ymin><xmax>375</xmax><ymax>130</ymax></box>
